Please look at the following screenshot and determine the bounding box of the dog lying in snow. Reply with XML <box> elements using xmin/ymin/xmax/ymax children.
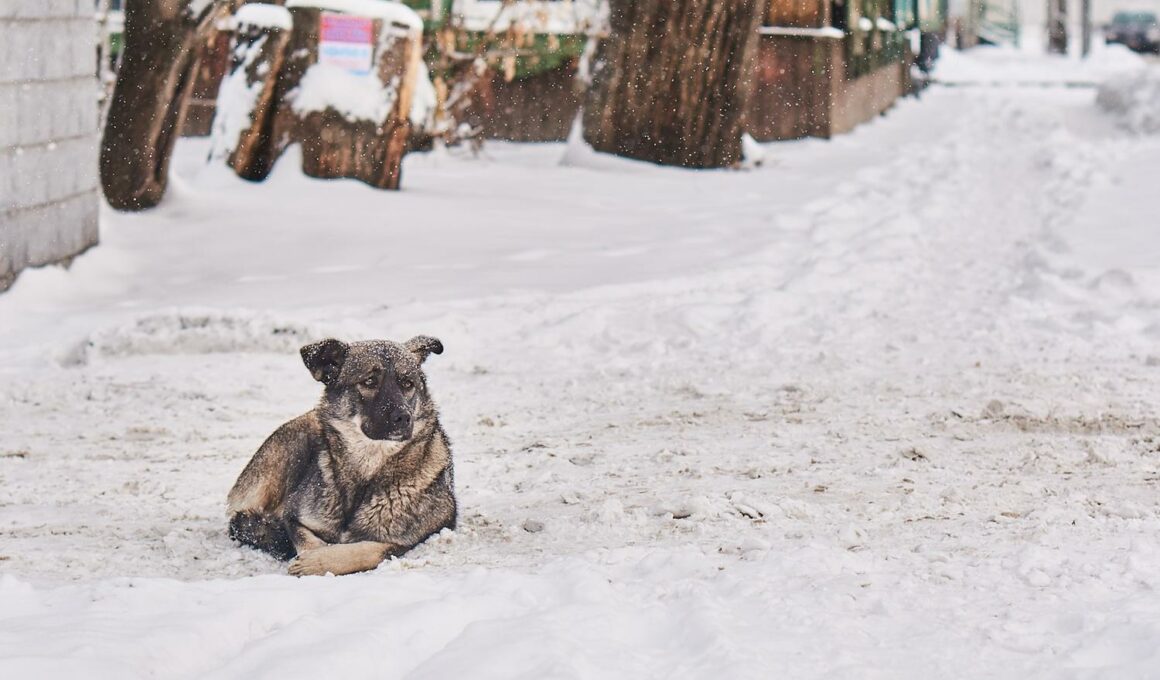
<box><xmin>227</xmin><ymin>336</ymin><xmax>456</xmax><ymax>576</ymax></box>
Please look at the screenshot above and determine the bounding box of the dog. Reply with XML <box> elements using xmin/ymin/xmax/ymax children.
<box><xmin>226</xmin><ymin>335</ymin><xmax>455</xmax><ymax>576</ymax></box>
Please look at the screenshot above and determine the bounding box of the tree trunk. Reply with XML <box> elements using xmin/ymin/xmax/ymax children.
<box><xmin>100</xmin><ymin>1</ymin><xmax>221</xmax><ymax>210</ymax></box>
<box><xmin>270</xmin><ymin>8</ymin><xmax>421</xmax><ymax>190</ymax></box>
<box><xmin>582</xmin><ymin>0</ymin><xmax>763</xmax><ymax>168</ymax></box>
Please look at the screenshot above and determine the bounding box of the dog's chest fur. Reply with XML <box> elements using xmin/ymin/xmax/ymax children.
<box><xmin>299</xmin><ymin>417</ymin><xmax>453</xmax><ymax>545</ymax></box>
<box><xmin>328</xmin><ymin>418</ymin><xmax>408</xmax><ymax>480</ymax></box>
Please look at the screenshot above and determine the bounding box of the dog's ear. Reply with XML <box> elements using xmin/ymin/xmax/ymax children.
<box><xmin>404</xmin><ymin>335</ymin><xmax>443</xmax><ymax>364</ymax></box>
<box><xmin>300</xmin><ymin>338</ymin><xmax>349</xmax><ymax>385</ymax></box>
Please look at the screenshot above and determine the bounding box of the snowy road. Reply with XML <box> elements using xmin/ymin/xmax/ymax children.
<box><xmin>2</xmin><ymin>53</ymin><xmax>1160</xmax><ymax>678</ymax></box>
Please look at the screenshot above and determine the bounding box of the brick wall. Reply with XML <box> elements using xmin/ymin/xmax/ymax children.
<box><xmin>0</xmin><ymin>0</ymin><xmax>100</xmax><ymax>291</ymax></box>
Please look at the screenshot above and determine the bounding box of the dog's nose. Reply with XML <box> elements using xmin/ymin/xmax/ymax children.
<box><xmin>390</xmin><ymin>411</ymin><xmax>411</xmax><ymax>429</ymax></box>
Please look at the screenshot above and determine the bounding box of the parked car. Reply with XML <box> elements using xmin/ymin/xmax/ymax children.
<box><xmin>1104</xmin><ymin>11</ymin><xmax>1160</xmax><ymax>54</ymax></box>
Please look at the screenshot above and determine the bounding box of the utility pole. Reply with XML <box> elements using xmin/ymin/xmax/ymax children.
<box><xmin>96</xmin><ymin>0</ymin><xmax>112</xmax><ymax>93</ymax></box>
<box><xmin>1047</xmin><ymin>0</ymin><xmax>1068</xmax><ymax>54</ymax></box>
<box><xmin>1081</xmin><ymin>0</ymin><xmax>1092</xmax><ymax>56</ymax></box>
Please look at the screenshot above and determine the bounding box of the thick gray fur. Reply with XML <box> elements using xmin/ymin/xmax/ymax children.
<box><xmin>227</xmin><ymin>336</ymin><xmax>455</xmax><ymax>576</ymax></box>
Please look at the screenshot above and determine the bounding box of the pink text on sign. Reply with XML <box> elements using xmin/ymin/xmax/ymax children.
<box><xmin>320</xmin><ymin>13</ymin><xmax>373</xmax><ymax>44</ymax></box>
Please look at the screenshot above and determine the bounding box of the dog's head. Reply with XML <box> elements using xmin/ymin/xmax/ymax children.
<box><xmin>301</xmin><ymin>336</ymin><xmax>444</xmax><ymax>442</ymax></box>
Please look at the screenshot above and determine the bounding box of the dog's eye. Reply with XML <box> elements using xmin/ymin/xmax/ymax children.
<box><xmin>400</xmin><ymin>378</ymin><xmax>414</xmax><ymax>390</ymax></box>
<box><xmin>362</xmin><ymin>376</ymin><xmax>378</xmax><ymax>388</ymax></box>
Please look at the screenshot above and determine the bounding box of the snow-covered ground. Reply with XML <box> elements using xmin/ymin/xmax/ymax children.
<box><xmin>934</xmin><ymin>41</ymin><xmax>1147</xmax><ymax>85</ymax></box>
<box><xmin>1098</xmin><ymin>66</ymin><xmax>1160</xmax><ymax>134</ymax></box>
<box><xmin>3</xmin><ymin>51</ymin><xmax>1160</xmax><ymax>678</ymax></box>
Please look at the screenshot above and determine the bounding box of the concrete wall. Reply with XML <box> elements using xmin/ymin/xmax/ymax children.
<box><xmin>830</xmin><ymin>59</ymin><xmax>906</xmax><ymax>137</ymax></box>
<box><xmin>0</xmin><ymin>0</ymin><xmax>100</xmax><ymax>291</ymax></box>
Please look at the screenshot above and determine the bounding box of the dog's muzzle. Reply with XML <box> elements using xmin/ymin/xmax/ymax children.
<box><xmin>362</xmin><ymin>410</ymin><xmax>412</xmax><ymax>441</ymax></box>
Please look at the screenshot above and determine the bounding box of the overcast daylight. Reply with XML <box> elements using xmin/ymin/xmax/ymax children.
<box><xmin>2</xmin><ymin>0</ymin><xmax>1160</xmax><ymax>678</ymax></box>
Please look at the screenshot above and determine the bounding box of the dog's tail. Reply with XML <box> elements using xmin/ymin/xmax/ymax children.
<box><xmin>228</xmin><ymin>512</ymin><xmax>295</xmax><ymax>561</ymax></box>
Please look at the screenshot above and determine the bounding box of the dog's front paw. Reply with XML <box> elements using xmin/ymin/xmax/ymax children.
<box><xmin>286</xmin><ymin>542</ymin><xmax>392</xmax><ymax>576</ymax></box>
<box><xmin>288</xmin><ymin>550</ymin><xmax>332</xmax><ymax>577</ymax></box>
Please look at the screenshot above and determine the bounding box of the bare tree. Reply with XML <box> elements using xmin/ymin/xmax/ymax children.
<box><xmin>582</xmin><ymin>0</ymin><xmax>762</xmax><ymax>168</ymax></box>
<box><xmin>100</xmin><ymin>0</ymin><xmax>230</xmax><ymax>210</ymax></box>
<box><xmin>1047</xmin><ymin>0</ymin><xmax>1068</xmax><ymax>54</ymax></box>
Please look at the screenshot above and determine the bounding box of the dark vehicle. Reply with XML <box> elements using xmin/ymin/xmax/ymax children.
<box><xmin>1105</xmin><ymin>11</ymin><xmax>1160</xmax><ymax>54</ymax></box>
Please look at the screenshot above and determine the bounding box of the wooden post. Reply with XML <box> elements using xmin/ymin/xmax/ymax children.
<box><xmin>184</xmin><ymin>22</ymin><xmax>239</xmax><ymax>137</ymax></box>
<box><xmin>210</xmin><ymin>4</ymin><xmax>293</xmax><ymax>180</ymax></box>
<box><xmin>212</xmin><ymin>0</ymin><xmax>423</xmax><ymax>189</ymax></box>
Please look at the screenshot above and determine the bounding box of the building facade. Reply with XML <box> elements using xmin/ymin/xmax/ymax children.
<box><xmin>748</xmin><ymin>0</ymin><xmax>944</xmax><ymax>141</ymax></box>
<box><xmin>0</xmin><ymin>0</ymin><xmax>100</xmax><ymax>291</ymax></box>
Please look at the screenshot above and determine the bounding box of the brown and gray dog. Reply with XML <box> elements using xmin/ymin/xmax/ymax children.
<box><xmin>227</xmin><ymin>336</ymin><xmax>455</xmax><ymax>576</ymax></box>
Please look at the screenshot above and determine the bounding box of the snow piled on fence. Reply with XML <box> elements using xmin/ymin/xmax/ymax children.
<box><xmin>1097</xmin><ymin>67</ymin><xmax>1160</xmax><ymax>134</ymax></box>
<box><xmin>3</xmin><ymin>50</ymin><xmax>1160</xmax><ymax>679</ymax></box>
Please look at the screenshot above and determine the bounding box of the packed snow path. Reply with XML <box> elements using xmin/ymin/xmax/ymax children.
<box><xmin>3</xmin><ymin>75</ymin><xmax>1160</xmax><ymax>675</ymax></box>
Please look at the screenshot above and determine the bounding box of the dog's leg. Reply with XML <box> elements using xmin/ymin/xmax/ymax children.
<box><xmin>288</xmin><ymin>541</ymin><xmax>401</xmax><ymax>576</ymax></box>
<box><xmin>291</xmin><ymin>524</ymin><xmax>330</xmax><ymax>553</ymax></box>
<box><xmin>229</xmin><ymin>512</ymin><xmax>295</xmax><ymax>560</ymax></box>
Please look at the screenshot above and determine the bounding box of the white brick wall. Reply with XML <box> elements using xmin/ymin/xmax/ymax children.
<box><xmin>0</xmin><ymin>81</ymin><xmax>99</xmax><ymax>149</ymax></box>
<box><xmin>0</xmin><ymin>0</ymin><xmax>100</xmax><ymax>289</ymax></box>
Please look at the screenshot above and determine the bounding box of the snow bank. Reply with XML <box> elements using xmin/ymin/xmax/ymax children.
<box><xmin>286</xmin><ymin>0</ymin><xmax>421</xmax><ymax>30</ymax></box>
<box><xmin>60</xmin><ymin>310</ymin><xmax>320</xmax><ymax>366</ymax></box>
<box><xmin>3</xmin><ymin>543</ymin><xmax>1160</xmax><ymax>678</ymax></box>
<box><xmin>934</xmin><ymin>44</ymin><xmax>1146</xmax><ymax>85</ymax></box>
<box><xmin>559</xmin><ymin>116</ymin><xmax>669</xmax><ymax>172</ymax></box>
<box><xmin>740</xmin><ymin>133</ymin><xmax>767</xmax><ymax>169</ymax></box>
<box><xmin>234</xmin><ymin>3</ymin><xmax>292</xmax><ymax>30</ymax></box>
<box><xmin>1096</xmin><ymin>67</ymin><xmax>1160</xmax><ymax>134</ymax></box>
